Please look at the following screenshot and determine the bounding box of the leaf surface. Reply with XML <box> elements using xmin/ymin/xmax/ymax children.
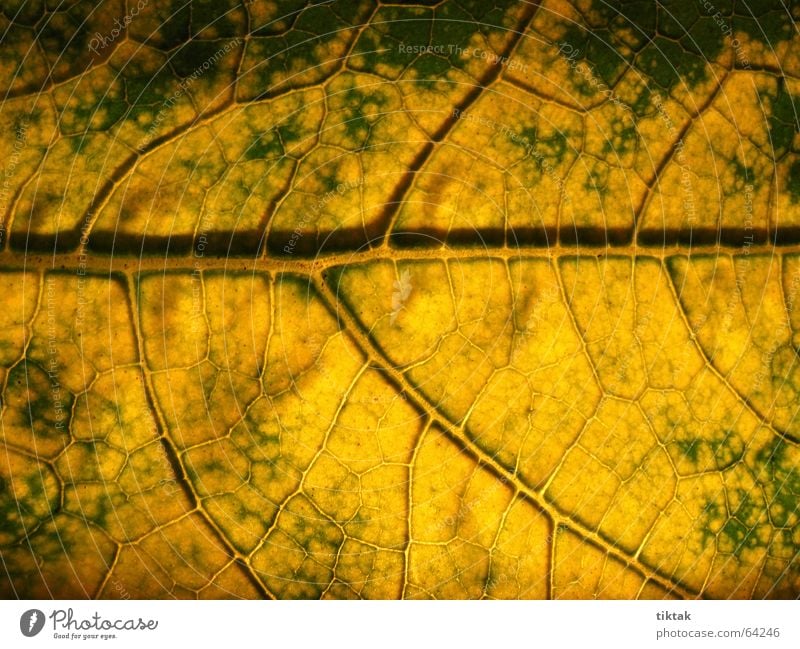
<box><xmin>0</xmin><ymin>0</ymin><xmax>799</xmax><ymax>599</ymax></box>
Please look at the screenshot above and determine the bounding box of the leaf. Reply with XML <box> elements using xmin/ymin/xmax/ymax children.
<box><xmin>1</xmin><ymin>0</ymin><xmax>799</xmax><ymax>600</ymax></box>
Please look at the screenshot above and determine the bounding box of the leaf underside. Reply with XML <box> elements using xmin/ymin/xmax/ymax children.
<box><xmin>1</xmin><ymin>0</ymin><xmax>799</xmax><ymax>599</ymax></box>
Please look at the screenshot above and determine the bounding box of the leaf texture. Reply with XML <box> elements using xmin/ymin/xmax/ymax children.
<box><xmin>0</xmin><ymin>0</ymin><xmax>799</xmax><ymax>599</ymax></box>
